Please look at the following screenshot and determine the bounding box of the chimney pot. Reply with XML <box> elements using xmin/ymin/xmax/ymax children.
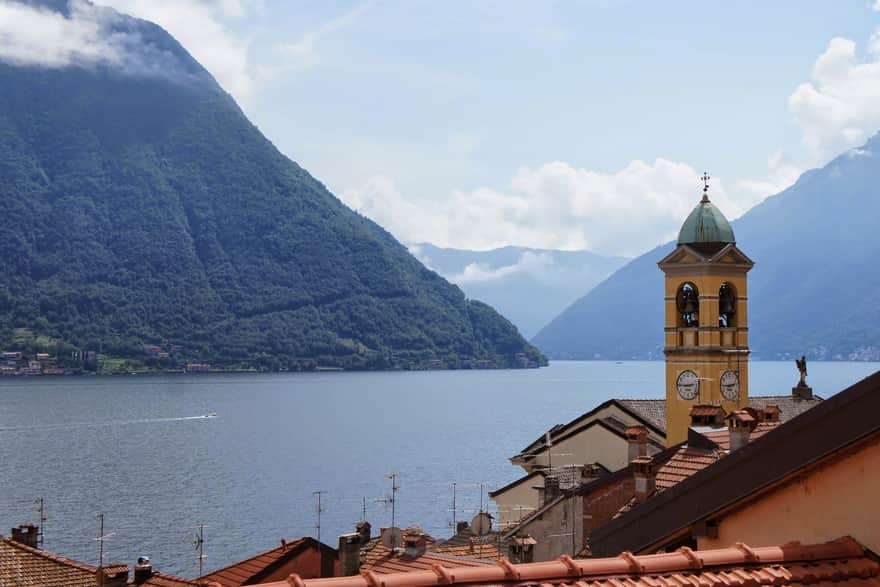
<box><xmin>726</xmin><ymin>410</ymin><xmax>756</xmax><ymax>451</ymax></box>
<box><xmin>625</xmin><ymin>426</ymin><xmax>649</xmax><ymax>463</ymax></box>
<box><xmin>402</xmin><ymin>528</ymin><xmax>427</xmax><ymax>558</ymax></box>
<box><xmin>355</xmin><ymin>521</ymin><xmax>371</xmax><ymax>545</ymax></box>
<box><xmin>689</xmin><ymin>405</ymin><xmax>725</xmax><ymax>428</ymax></box>
<box><xmin>133</xmin><ymin>557</ymin><xmax>153</xmax><ymax>584</ymax></box>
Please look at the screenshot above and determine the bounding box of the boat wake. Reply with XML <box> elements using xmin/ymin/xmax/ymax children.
<box><xmin>0</xmin><ymin>413</ymin><xmax>218</xmax><ymax>433</ymax></box>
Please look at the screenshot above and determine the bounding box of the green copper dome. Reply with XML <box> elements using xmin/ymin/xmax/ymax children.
<box><xmin>677</xmin><ymin>194</ymin><xmax>735</xmax><ymax>245</ymax></box>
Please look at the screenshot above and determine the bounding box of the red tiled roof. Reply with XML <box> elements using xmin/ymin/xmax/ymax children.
<box><xmin>429</xmin><ymin>541</ymin><xmax>503</xmax><ymax>561</ymax></box>
<box><xmin>0</xmin><ymin>537</ymin><xmax>98</xmax><ymax>587</ymax></box>
<box><xmin>266</xmin><ymin>536</ymin><xmax>878</xmax><ymax>587</ymax></box>
<box><xmin>704</xmin><ymin>421</ymin><xmax>781</xmax><ymax>451</ymax></box>
<box><xmin>0</xmin><ymin>538</ymin><xmax>200</xmax><ymax>587</ymax></box>
<box><xmin>359</xmin><ymin>542</ymin><xmax>489</xmax><ymax>575</ymax></box>
<box><xmin>201</xmin><ymin>537</ymin><xmax>331</xmax><ymax>587</ymax></box>
<box><xmin>656</xmin><ymin>446</ymin><xmax>725</xmax><ymax>489</ymax></box>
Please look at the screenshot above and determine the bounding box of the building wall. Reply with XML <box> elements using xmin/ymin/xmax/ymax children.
<box><xmin>582</xmin><ymin>476</ymin><xmax>635</xmax><ymax>547</ymax></box>
<box><xmin>698</xmin><ymin>436</ymin><xmax>880</xmax><ymax>553</ymax></box>
<box><xmin>493</xmin><ymin>475</ymin><xmax>545</xmax><ymax>531</ymax></box>
<box><xmin>663</xmin><ymin>263</ymin><xmax>750</xmax><ymax>446</ymax></box>
<box><xmin>257</xmin><ymin>548</ymin><xmax>338</xmax><ymax>583</ymax></box>
<box><xmin>526</xmin><ymin>404</ymin><xmax>662</xmax><ymax>474</ymax></box>
<box><xmin>513</xmin><ymin>494</ymin><xmax>583</xmax><ymax>562</ymax></box>
<box><xmin>520</xmin><ymin>405</ymin><xmax>666</xmax><ymax>473</ymax></box>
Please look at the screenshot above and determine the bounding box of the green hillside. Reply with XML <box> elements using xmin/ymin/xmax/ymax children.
<box><xmin>0</xmin><ymin>6</ymin><xmax>545</xmax><ymax>371</ymax></box>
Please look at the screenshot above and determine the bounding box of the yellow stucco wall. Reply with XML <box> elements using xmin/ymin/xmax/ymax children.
<box><xmin>662</xmin><ymin>256</ymin><xmax>751</xmax><ymax>446</ymax></box>
<box><xmin>697</xmin><ymin>437</ymin><xmax>880</xmax><ymax>553</ymax></box>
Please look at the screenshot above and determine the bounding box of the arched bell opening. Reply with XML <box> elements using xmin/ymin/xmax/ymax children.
<box><xmin>718</xmin><ymin>282</ymin><xmax>737</xmax><ymax>328</ymax></box>
<box><xmin>676</xmin><ymin>282</ymin><xmax>700</xmax><ymax>328</ymax></box>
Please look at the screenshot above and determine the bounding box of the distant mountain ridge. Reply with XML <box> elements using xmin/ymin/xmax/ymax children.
<box><xmin>412</xmin><ymin>244</ymin><xmax>629</xmax><ymax>338</ymax></box>
<box><xmin>534</xmin><ymin>136</ymin><xmax>880</xmax><ymax>361</ymax></box>
<box><xmin>0</xmin><ymin>2</ymin><xmax>545</xmax><ymax>371</ymax></box>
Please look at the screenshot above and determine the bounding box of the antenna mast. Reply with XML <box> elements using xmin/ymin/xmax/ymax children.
<box><xmin>386</xmin><ymin>473</ymin><xmax>399</xmax><ymax>545</ymax></box>
<box><xmin>33</xmin><ymin>498</ymin><xmax>45</xmax><ymax>547</ymax></box>
<box><xmin>193</xmin><ymin>524</ymin><xmax>206</xmax><ymax>577</ymax></box>
<box><xmin>313</xmin><ymin>491</ymin><xmax>325</xmax><ymax>544</ymax></box>
<box><xmin>95</xmin><ymin>513</ymin><xmax>115</xmax><ymax>587</ymax></box>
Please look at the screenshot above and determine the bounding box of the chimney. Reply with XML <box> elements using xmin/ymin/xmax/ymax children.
<box><xmin>96</xmin><ymin>566</ymin><xmax>129</xmax><ymax>587</ymax></box>
<box><xmin>338</xmin><ymin>533</ymin><xmax>361</xmax><ymax>576</ymax></box>
<box><xmin>625</xmin><ymin>426</ymin><xmax>649</xmax><ymax>463</ymax></box>
<box><xmin>632</xmin><ymin>457</ymin><xmax>656</xmax><ymax>502</ymax></box>
<box><xmin>543</xmin><ymin>476</ymin><xmax>561</xmax><ymax>503</ymax></box>
<box><xmin>456</xmin><ymin>520</ymin><xmax>469</xmax><ymax>535</ymax></box>
<box><xmin>132</xmin><ymin>557</ymin><xmax>153</xmax><ymax>585</ymax></box>
<box><xmin>581</xmin><ymin>463</ymin><xmax>604</xmax><ymax>482</ymax></box>
<box><xmin>11</xmin><ymin>524</ymin><xmax>38</xmax><ymax>548</ymax></box>
<box><xmin>689</xmin><ymin>405</ymin><xmax>725</xmax><ymax>428</ymax></box>
<box><xmin>726</xmin><ymin>410</ymin><xmax>757</xmax><ymax>452</ymax></box>
<box><xmin>355</xmin><ymin>520</ymin><xmax>371</xmax><ymax>544</ymax></box>
<box><xmin>762</xmin><ymin>405</ymin><xmax>781</xmax><ymax>423</ymax></box>
<box><xmin>402</xmin><ymin>528</ymin><xmax>427</xmax><ymax>558</ymax></box>
<box><xmin>507</xmin><ymin>535</ymin><xmax>537</xmax><ymax>564</ymax></box>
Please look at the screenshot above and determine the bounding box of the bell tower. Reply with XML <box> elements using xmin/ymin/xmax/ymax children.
<box><xmin>658</xmin><ymin>174</ymin><xmax>754</xmax><ymax>446</ymax></box>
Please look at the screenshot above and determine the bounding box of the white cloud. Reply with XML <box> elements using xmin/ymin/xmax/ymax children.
<box><xmin>342</xmin><ymin>159</ymin><xmax>757</xmax><ymax>257</ymax></box>
<box><xmin>92</xmin><ymin>0</ymin><xmax>258</xmax><ymax>102</ymax></box>
<box><xmin>0</xmin><ymin>1</ymin><xmax>122</xmax><ymax>68</ymax></box>
<box><xmin>450</xmin><ymin>252</ymin><xmax>556</xmax><ymax>284</ymax></box>
<box><xmin>788</xmin><ymin>34</ymin><xmax>880</xmax><ymax>160</ymax></box>
<box><xmin>874</xmin><ymin>0</ymin><xmax>880</xmax><ymax>12</ymax></box>
<box><xmin>0</xmin><ymin>0</ymin><xmax>212</xmax><ymax>81</ymax></box>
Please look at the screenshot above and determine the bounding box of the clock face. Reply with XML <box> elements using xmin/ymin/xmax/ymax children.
<box><xmin>721</xmin><ymin>370</ymin><xmax>740</xmax><ymax>401</ymax></box>
<box><xmin>676</xmin><ymin>370</ymin><xmax>699</xmax><ymax>400</ymax></box>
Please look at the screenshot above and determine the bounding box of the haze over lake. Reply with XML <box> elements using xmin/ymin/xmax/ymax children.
<box><xmin>1</xmin><ymin>361</ymin><xmax>877</xmax><ymax>577</ymax></box>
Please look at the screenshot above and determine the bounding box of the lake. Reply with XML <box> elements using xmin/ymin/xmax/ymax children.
<box><xmin>0</xmin><ymin>361</ymin><xmax>877</xmax><ymax>577</ymax></box>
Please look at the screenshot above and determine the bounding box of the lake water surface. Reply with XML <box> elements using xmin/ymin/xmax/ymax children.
<box><xmin>0</xmin><ymin>361</ymin><xmax>877</xmax><ymax>577</ymax></box>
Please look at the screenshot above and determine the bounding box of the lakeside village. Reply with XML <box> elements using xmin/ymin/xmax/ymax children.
<box><xmin>3</xmin><ymin>185</ymin><xmax>880</xmax><ymax>586</ymax></box>
<box><xmin>0</xmin><ymin>334</ymin><xmax>536</xmax><ymax>375</ymax></box>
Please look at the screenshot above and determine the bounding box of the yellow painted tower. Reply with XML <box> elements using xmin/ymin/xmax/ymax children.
<box><xmin>658</xmin><ymin>174</ymin><xmax>754</xmax><ymax>446</ymax></box>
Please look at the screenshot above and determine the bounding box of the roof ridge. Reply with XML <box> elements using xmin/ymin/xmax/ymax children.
<box><xmin>277</xmin><ymin>537</ymin><xmax>872</xmax><ymax>587</ymax></box>
<box><xmin>200</xmin><ymin>536</ymin><xmax>312</xmax><ymax>578</ymax></box>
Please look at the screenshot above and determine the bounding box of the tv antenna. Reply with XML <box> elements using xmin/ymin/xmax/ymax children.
<box><xmin>313</xmin><ymin>491</ymin><xmax>325</xmax><ymax>544</ymax></box>
<box><xmin>95</xmin><ymin>513</ymin><xmax>115</xmax><ymax>586</ymax></box>
<box><xmin>385</xmin><ymin>473</ymin><xmax>399</xmax><ymax>535</ymax></box>
<box><xmin>33</xmin><ymin>497</ymin><xmax>46</xmax><ymax>547</ymax></box>
<box><xmin>193</xmin><ymin>524</ymin><xmax>207</xmax><ymax>577</ymax></box>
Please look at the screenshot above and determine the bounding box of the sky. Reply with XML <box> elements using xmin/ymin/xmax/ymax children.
<box><xmin>3</xmin><ymin>0</ymin><xmax>880</xmax><ymax>257</ymax></box>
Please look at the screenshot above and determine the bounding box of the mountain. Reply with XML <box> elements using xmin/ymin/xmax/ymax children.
<box><xmin>411</xmin><ymin>244</ymin><xmax>629</xmax><ymax>338</ymax></box>
<box><xmin>534</xmin><ymin>136</ymin><xmax>880</xmax><ymax>361</ymax></box>
<box><xmin>0</xmin><ymin>2</ymin><xmax>545</xmax><ymax>371</ymax></box>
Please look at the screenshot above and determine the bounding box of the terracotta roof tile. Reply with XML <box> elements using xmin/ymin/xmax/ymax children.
<box><xmin>359</xmin><ymin>542</ymin><xmax>490</xmax><ymax>575</ymax></box>
<box><xmin>0</xmin><ymin>537</ymin><xmax>199</xmax><ymax>587</ymax></box>
<box><xmin>266</xmin><ymin>537</ymin><xmax>878</xmax><ymax>587</ymax></box>
<box><xmin>201</xmin><ymin>537</ymin><xmax>332</xmax><ymax>587</ymax></box>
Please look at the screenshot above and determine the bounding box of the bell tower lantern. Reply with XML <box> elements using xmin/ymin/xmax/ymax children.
<box><xmin>658</xmin><ymin>174</ymin><xmax>754</xmax><ymax>446</ymax></box>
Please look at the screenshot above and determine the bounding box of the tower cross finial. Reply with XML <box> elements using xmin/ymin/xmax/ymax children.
<box><xmin>701</xmin><ymin>172</ymin><xmax>711</xmax><ymax>202</ymax></box>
